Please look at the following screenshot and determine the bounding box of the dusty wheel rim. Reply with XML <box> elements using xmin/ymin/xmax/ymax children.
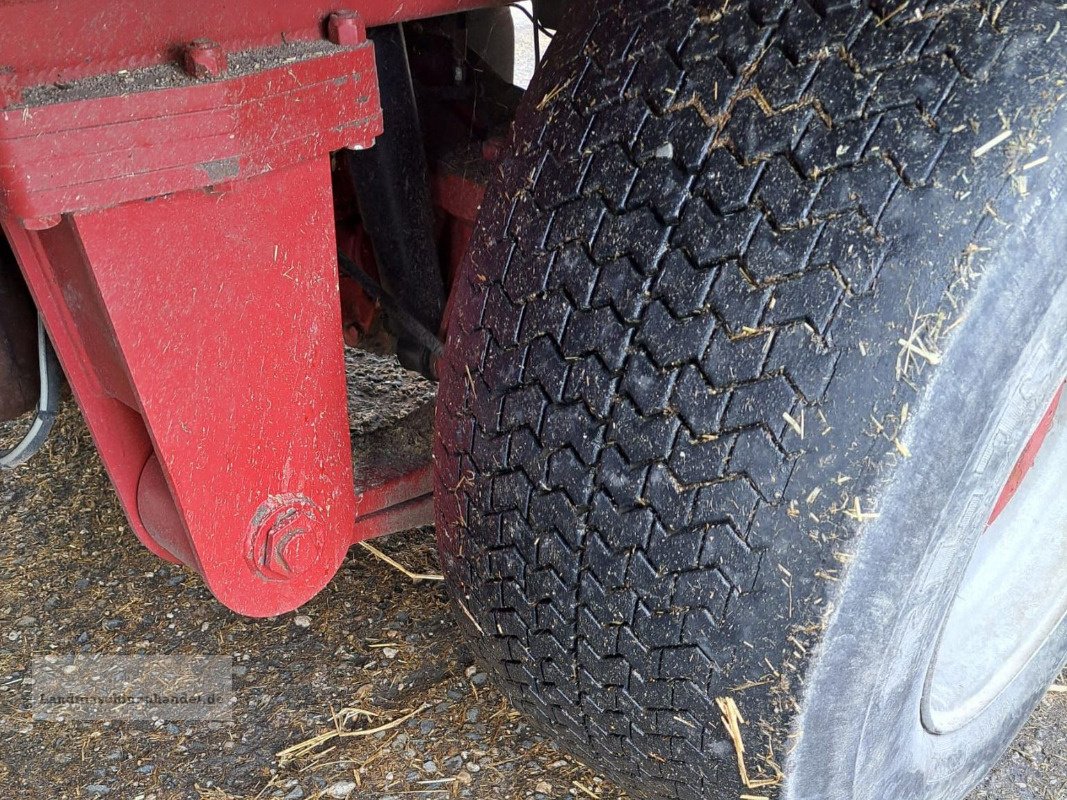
<box><xmin>922</xmin><ymin>381</ymin><xmax>1067</xmax><ymax>734</ymax></box>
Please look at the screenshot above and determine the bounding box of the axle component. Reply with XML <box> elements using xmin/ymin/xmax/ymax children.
<box><xmin>0</xmin><ymin>7</ymin><xmax>383</xmax><ymax>616</ymax></box>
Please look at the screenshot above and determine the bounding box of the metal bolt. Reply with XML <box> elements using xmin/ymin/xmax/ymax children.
<box><xmin>327</xmin><ymin>10</ymin><xmax>366</xmax><ymax>46</ymax></box>
<box><xmin>248</xmin><ymin>495</ymin><xmax>324</xmax><ymax>581</ymax></box>
<box><xmin>274</xmin><ymin>527</ymin><xmax>322</xmax><ymax>577</ymax></box>
<box><xmin>182</xmin><ymin>39</ymin><xmax>228</xmax><ymax>80</ymax></box>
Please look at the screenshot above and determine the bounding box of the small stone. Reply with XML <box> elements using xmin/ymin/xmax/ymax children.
<box><xmin>535</xmin><ymin>782</ymin><xmax>553</xmax><ymax>794</ymax></box>
<box><xmin>471</xmin><ymin>673</ymin><xmax>488</xmax><ymax>686</ymax></box>
<box><xmin>422</xmin><ymin>761</ymin><xmax>437</xmax><ymax>774</ymax></box>
<box><xmin>293</xmin><ymin>615</ymin><xmax>312</xmax><ymax>628</ymax></box>
<box><xmin>15</xmin><ymin>616</ymin><xmax>36</xmax><ymax>627</ymax></box>
<box><xmin>381</xmin><ymin>647</ymin><xmax>398</xmax><ymax>659</ymax></box>
<box><xmin>326</xmin><ymin>781</ymin><xmax>357</xmax><ymax>799</ymax></box>
<box><xmin>283</xmin><ymin>786</ymin><xmax>304</xmax><ymax>800</ymax></box>
<box><xmin>102</xmin><ymin>619</ymin><xmax>123</xmax><ymax>631</ymax></box>
<box><xmin>85</xmin><ymin>786</ymin><xmax>110</xmax><ymax>796</ymax></box>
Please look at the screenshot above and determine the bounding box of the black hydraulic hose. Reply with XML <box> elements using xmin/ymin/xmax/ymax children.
<box><xmin>1</xmin><ymin>316</ymin><xmax>59</xmax><ymax>469</ymax></box>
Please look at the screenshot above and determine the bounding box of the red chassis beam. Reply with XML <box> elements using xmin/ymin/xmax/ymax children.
<box><xmin>0</xmin><ymin>1</ymin><xmax>505</xmax><ymax>102</ymax></box>
<box><xmin>0</xmin><ymin>2</ymin><xmax>499</xmax><ymax>616</ymax></box>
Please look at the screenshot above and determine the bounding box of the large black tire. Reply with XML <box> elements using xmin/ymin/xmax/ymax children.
<box><xmin>434</xmin><ymin>2</ymin><xmax>1067</xmax><ymax>799</ymax></box>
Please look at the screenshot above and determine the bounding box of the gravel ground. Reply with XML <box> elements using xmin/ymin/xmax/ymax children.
<box><xmin>0</xmin><ymin>349</ymin><xmax>1064</xmax><ymax>800</ymax></box>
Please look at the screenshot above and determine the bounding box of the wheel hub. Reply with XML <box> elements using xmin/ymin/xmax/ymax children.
<box><xmin>923</xmin><ymin>381</ymin><xmax>1067</xmax><ymax>734</ymax></box>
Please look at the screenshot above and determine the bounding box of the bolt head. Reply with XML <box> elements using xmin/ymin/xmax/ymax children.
<box><xmin>327</xmin><ymin>11</ymin><xmax>366</xmax><ymax>46</ymax></box>
<box><xmin>276</xmin><ymin>530</ymin><xmax>321</xmax><ymax>577</ymax></box>
<box><xmin>183</xmin><ymin>39</ymin><xmax>228</xmax><ymax>79</ymax></box>
<box><xmin>248</xmin><ymin>495</ymin><xmax>324</xmax><ymax>581</ymax></box>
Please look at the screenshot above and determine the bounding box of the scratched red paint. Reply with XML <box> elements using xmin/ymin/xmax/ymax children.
<box><xmin>0</xmin><ymin>2</ymin><xmax>496</xmax><ymax>615</ymax></box>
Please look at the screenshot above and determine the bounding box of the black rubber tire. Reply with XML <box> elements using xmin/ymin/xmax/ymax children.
<box><xmin>433</xmin><ymin>3</ymin><xmax>1067</xmax><ymax>799</ymax></box>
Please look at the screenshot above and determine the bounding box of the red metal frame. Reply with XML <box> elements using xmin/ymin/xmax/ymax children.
<box><xmin>0</xmin><ymin>1</ymin><xmax>504</xmax><ymax>102</ymax></box>
<box><xmin>0</xmin><ymin>1</ymin><xmax>500</xmax><ymax>616</ymax></box>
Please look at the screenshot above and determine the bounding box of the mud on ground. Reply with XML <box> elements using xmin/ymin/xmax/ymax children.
<box><xmin>0</xmin><ymin>351</ymin><xmax>1063</xmax><ymax>800</ymax></box>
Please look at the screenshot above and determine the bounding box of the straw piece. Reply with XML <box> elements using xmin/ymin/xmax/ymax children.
<box><xmin>716</xmin><ymin>696</ymin><xmax>783</xmax><ymax>790</ymax></box>
<box><xmin>572</xmin><ymin>781</ymin><xmax>600</xmax><ymax>799</ymax></box>
<box><xmin>456</xmin><ymin>596</ymin><xmax>485</xmax><ymax>636</ymax></box>
<box><xmin>537</xmin><ymin>78</ymin><xmax>573</xmax><ymax>111</ymax></box>
<box><xmin>359</xmin><ymin>541</ymin><xmax>443</xmax><ymax>582</ymax></box>
<box><xmin>973</xmin><ymin>128</ymin><xmax>1012</xmax><ymax>158</ymax></box>
<box><xmin>896</xmin><ymin>337</ymin><xmax>942</xmax><ymax>366</ymax></box>
<box><xmin>877</xmin><ymin>1</ymin><xmax>909</xmax><ymax>26</ymax></box>
<box><xmin>277</xmin><ymin>703</ymin><xmax>429</xmax><ymax>764</ymax></box>
<box><xmin>782</xmin><ymin>411</ymin><xmax>804</xmax><ymax>439</ymax></box>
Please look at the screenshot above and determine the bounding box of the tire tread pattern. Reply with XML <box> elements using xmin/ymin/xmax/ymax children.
<box><xmin>434</xmin><ymin>2</ymin><xmax>1066</xmax><ymax>797</ymax></box>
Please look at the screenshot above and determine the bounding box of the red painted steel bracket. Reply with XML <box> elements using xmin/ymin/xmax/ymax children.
<box><xmin>0</xmin><ymin>13</ymin><xmax>400</xmax><ymax>616</ymax></box>
<box><xmin>0</xmin><ymin>1</ymin><xmax>505</xmax><ymax>101</ymax></box>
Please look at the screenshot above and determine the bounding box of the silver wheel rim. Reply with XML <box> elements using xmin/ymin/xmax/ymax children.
<box><xmin>922</xmin><ymin>382</ymin><xmax>1067</xmax><ymax>734</ymax></box>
